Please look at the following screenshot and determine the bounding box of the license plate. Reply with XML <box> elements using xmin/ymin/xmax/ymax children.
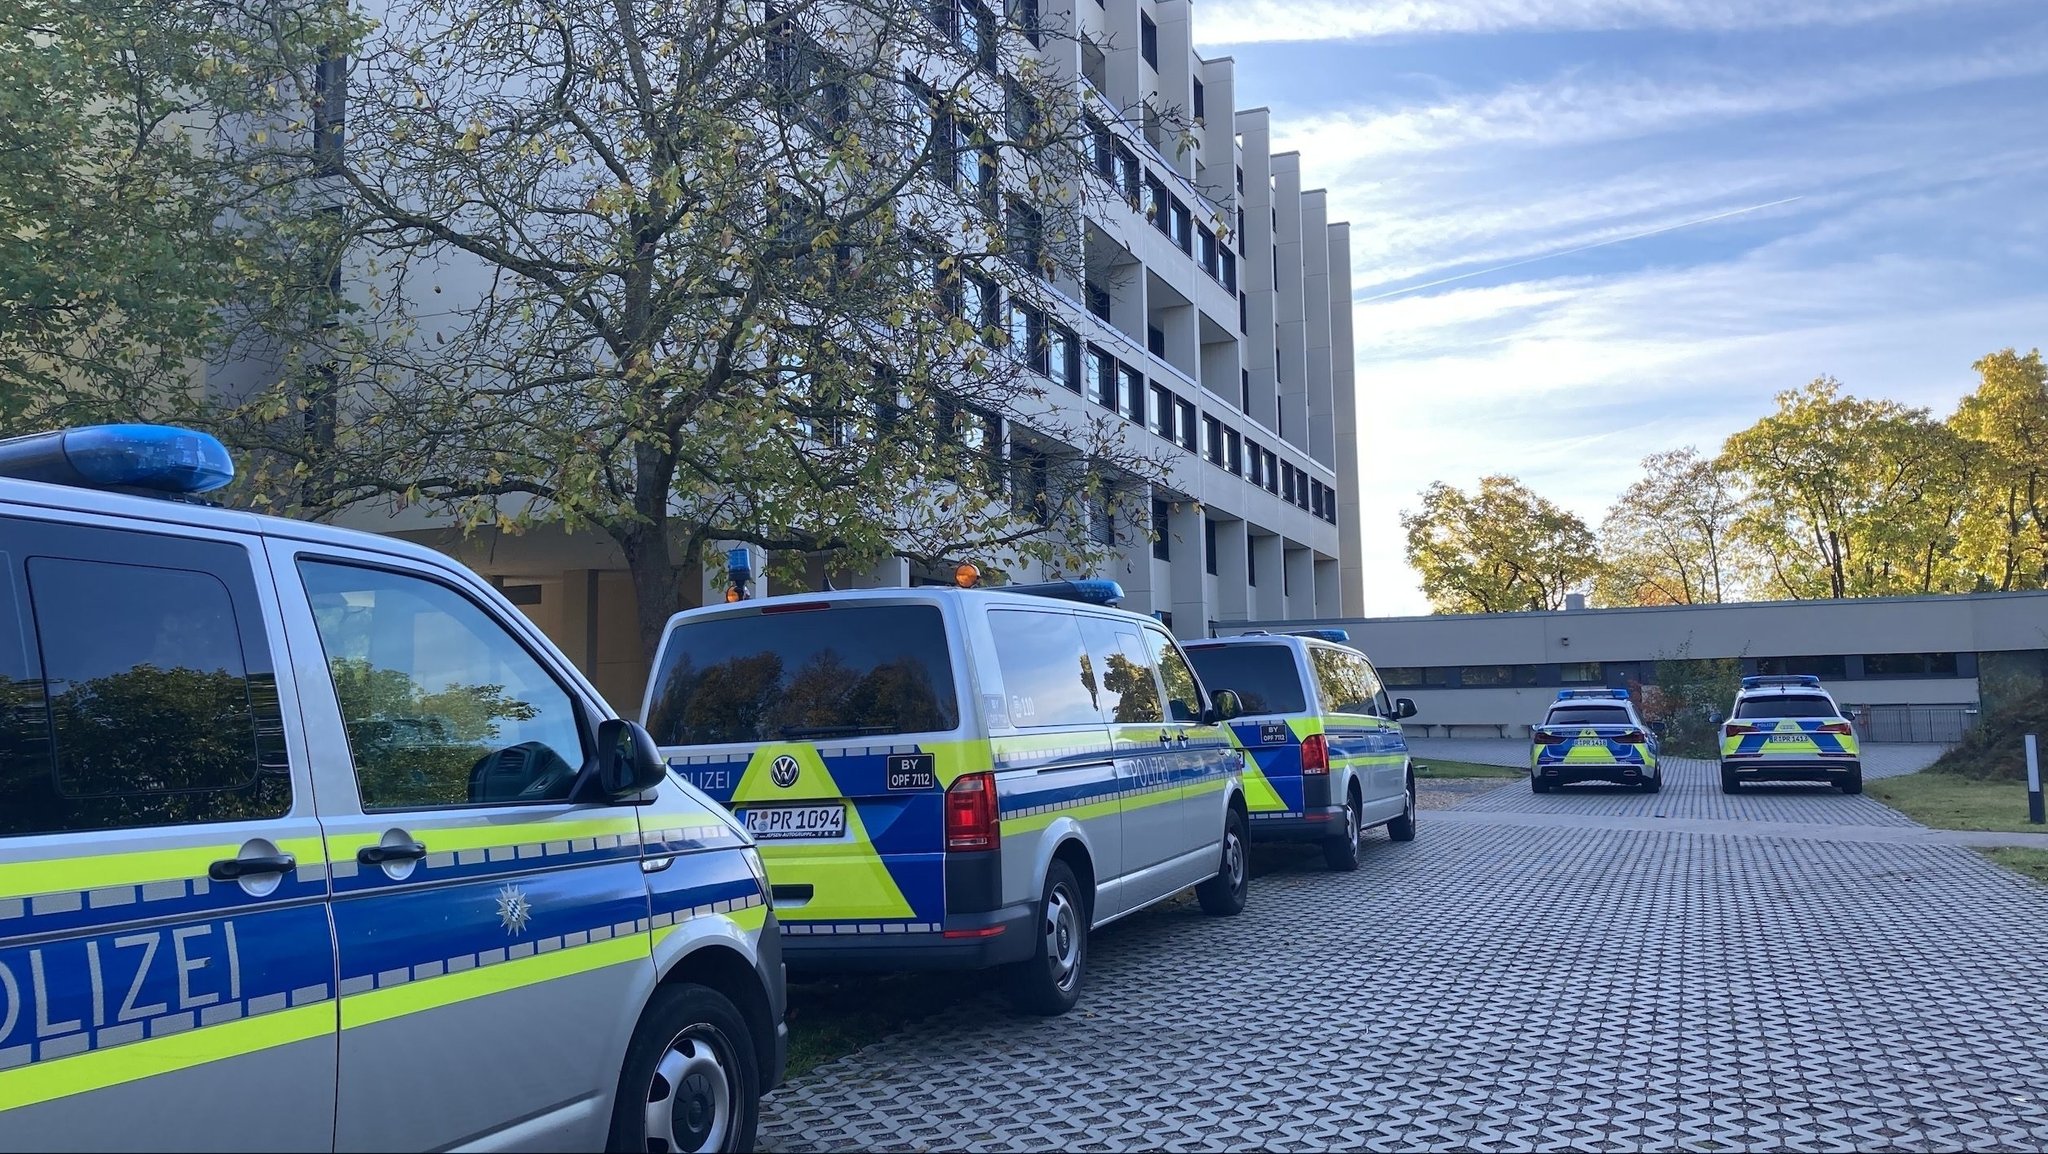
<box><xmin>1767</xmin><ymin>734</ymin><xmax>1808</xmax><ymax>745</ymax></box>
<box><xmin>743</xmin><ymin>804</ymin><xmax>847</xmax><ymax>841</ymax></box>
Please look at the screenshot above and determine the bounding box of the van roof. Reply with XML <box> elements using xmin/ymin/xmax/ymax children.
<box><xmin>661</xmin><ymin>584</ymin><xmax>1167</xmax><ymax>633</ymax></box>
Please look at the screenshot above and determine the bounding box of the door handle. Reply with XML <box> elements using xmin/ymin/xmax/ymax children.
<box><xmin>357</xmin><ymin>841</ymin><xmax>428</xmax><ymax>865</ymax></box>
<box><xmin>209</xmin><ymin>853</ymin><xmax>297</xmax><ymax>881</ymax></box>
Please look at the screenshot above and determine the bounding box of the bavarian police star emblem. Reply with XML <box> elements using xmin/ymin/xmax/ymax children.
<box><xmin>496</xmin><ymin>883</ymin><xmax>533</xmax><ymax>936</ymax></box>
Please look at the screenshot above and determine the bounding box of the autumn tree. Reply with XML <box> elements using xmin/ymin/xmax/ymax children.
<box><xmin>220</xmin><ymin>0</ymin><xmax>1175</xmax><ymax>658</ymax></box>
<box><xmin>1401</xmin><ymin>475</ymin><xmax>1600</xmax><ymax>613</ymax></box>
<box><xmin>1594</xmin><ymin>447</ymin><xmax>1740</xmax><ymax>606</ymax></box>
<box><xmin>1950</xmin><ymin>348</ymin><xmax>2048</xmax><ymax>591</ymax></box>
<box><xmin>1719</xmin><ymin>377</ymin><xmax>1972</xmax><ymax>599</ymax></box>
<box><xmin>0</xmin><ymin>0</ymin><xmax>311</xmax><ymax>433</ymax></box>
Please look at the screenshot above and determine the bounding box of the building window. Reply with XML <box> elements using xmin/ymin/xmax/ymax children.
<box><xmin>1148</xmin><ymin>325</ymin><xmax>1166</xmax><ymax>358</ymax></box>
<box><xmin>1755</xmin><ymin>655</ymin><xmax>1848</xmax><ymax>679</ymax></box>
<box><xmin>1176</xmin><ymin>399</ymin><xmax>1197</xmax><ymax>451</ymax></box>
<box><xmin>1009</xmin><ymin>301</ymin><xmax>1048</xmax><ymax>374</ymax></box>
<box><xmin>1145</xmin><ymin>174</ymin><xmax>1169</xmax><ymax>232</ymax></box>
<box><xmin>1050</xmin><ymin>324</ymin><xmax>1081</xmax><ymax>393</ymax></box>
<box><xmin>1192</xmin><ymin>77</ymin><xmax>1205</xmax><ymax>121</ymax></box>
<box><xmin>1005</xmin><ymin>198</ymin><xmax>1045</xmax><ymax>276</ymax></box>
<box><xmin>1246</xmin><ymin>440</ymin><xmax>1263</xmax><ymax>486</ymax></box>
<box><xmin>1247</xmin><ymin>541</ymin><xmax>1257</xmax><ymax>586</ymax></box>
<box><xmin>1281</xmin><ymin>462</ymin><xmax>1295</xmax><ymax>504</ymax></box>
<box><xmin>1861</xmin><ymin>653</ymin><xmax>1960</xmax><ymax>677</ymax></box>
<box><xmin>1459</xmin><ymin>665</ymin><xmax>1537</xmax><ymax>688</ymax></box>
<box><xmin>963</xmin><ymin>272</ymin><xmax>1000</xmax><ymax>343</ymax></box>
<box><xmin>1010</xmin><ymin>0</ymin><xmax>1041</xmax><ymax>44</ymax></box>
<box><xmin>1199</xmin><ymin>226</ymin><xmax>1219</xmax><ymax>277</ymax></box>
<box><xmin>1203</xmin><ymin>415</ymin><xmax>1224</xmax><ymax>465</ymax></box>
<box><xmin>1323</xmin><ymin>486</ymin><xmax>1338</xmax><ymax>524</ymax></box>
<box><xmin>1239</xmin><ymin>367</ymin><xmax>1251</xmax><ymax>412</ymax></box>
<box><xmin>1151</xmin><ymin>497</ymin><xmax>1171</xmax><ymax>560</ymax></box>
<box><xmin>1149</xmin><ymin>384</ymin><xmax>1175</xmax><ymax>439</ymax></box>
<box><xmin>1238</xmin><ymin>290</ymin><xmax>1248</xmax><ymax>333</ymax></box>
<box><xmin>1204</xmin><ymin>517</ymin><xmax>1218</xmax><ymax>575</ymax></box>
<box><xmin>1308</xmin><ymin>481</ymin><xmax>1324</xmax><ymax>518</ymax></box>
<box><xmin>1088</xmin><ymin>495</ymin><xmax>1115</xmax><ymax>546</ymax></box>
<box><xmin>313</xmin><ymin>47</ymin><xmax>347</xmax><ymax>174</ymax></box>
<box><xmin>1085</xmin><ymin>281</ymin><xmax>1111</xmax><ymax>320</ymax></box>
<box><xmin>1089</xmin><ymin>345</ymin><xmax>1117</xmax><ymax>410</ymax></box>
<box><xmin>1220</xmin><ymin>248</ymin><xmax>1237</xmax><ymax>292</ymax></box>
<box><xmin>1379</xmin><ymin>667</ymin><xmax>1438</xmax><ymax>689</ymax></box>
<box><xmin>1140</xmin><ymin>12</ymin><xmax>1158</xmax><ymax>67</ymax></box>
<box><xmin>1116</xmin><ymin>147</ymin><xmax>1141</xmax><ymax>206</ymax></box>
<box><xmin>1559</xmin><ymin>662</ymin><xmax>1604</xmax><ymax>685</ymax></box>
<box><xmin>1169</xmin><ymin>200</ymin><xmax>1192</xmax><ymax>254</ymax></box>
<box><xmin>1225</xmin><ymin>428</ymin><xmax>1242</xmax><ymax>476</ymax></box>
<box><xmin>1263</xmin><ymin>449</ymin><xmax>1278</xmax><ymax>493</ymax></box>
<box><xmin>1120</xmin><ymin>362</ymin><xmax>1146</xmax><ymax>423</ymax></box>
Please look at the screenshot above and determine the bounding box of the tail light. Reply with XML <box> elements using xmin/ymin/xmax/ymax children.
<box><xmin>944</xmin><ymin>772</ymin><xmax>999</xmax><ymax>852</ymax></box>
<box><xmin>1818</xmin><ymin>722</ymin><xmax>1853</xmax><ymax>735</ymax></box>
<box><xmin>1301</xmin><ymin>734</ymin><xmax>1330</xmax><ymax>775</ymax></box>
<box><xmin>1534</xmin><ymin>730</ymin><xmax>1568</xmax><ymax>745</ymax></box>
<box><xmin>1725</xmin><ymin>723</ymin><xmax>1756</xmax><ymax>735</ymax></box>
<box><xmin>1616</xmin><ymin>730</ymin><xmax>1646</xmax><ymax>744</ymax></box>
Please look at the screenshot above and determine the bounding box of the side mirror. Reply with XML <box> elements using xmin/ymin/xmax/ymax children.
<box><xmin>1207</xmin><ymin>689</ymin><xmax>1243</xmax><ymax>723</ymax></box>
<box><xmin>581</xmin><ymin>718</ymin><xmax>669</xmax><ymax>804</ymax></box>
<box><xmin>1394</xmin><ymin>697</ymin><xmax>1417</xmax><ymax>720</ymax></box>
<box><xmin>1650</xmin><ymin>720</ymin><xmax>1668</xmax><ymax>737</ymax></box>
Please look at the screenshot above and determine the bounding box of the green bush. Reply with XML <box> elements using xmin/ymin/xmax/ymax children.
<box><xmin>1629</xmin><ymin>645</ymin><xmax>1744</xmax><ymax>759</ymax></box>
<box><xmin>1931</xmin><ymin>681</ymin><xmax>2048</xmax><ymax>782</ymax></box>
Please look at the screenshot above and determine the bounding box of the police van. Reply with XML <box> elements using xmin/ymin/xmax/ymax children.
<box><xmin>643</xmin><ymin>574</ymin><xmax>1252</xmax><ymax>1016</ymax></box>
<box><xmin>1181</xmin><ymin>630</ymin><xmax>1417</xmax><ymax>871</ymax></box>
<box><xmin>0</xmin><ymin>425</ymin><xmax>783</xmax><ymax>1152</ymax></box>
<box><xmin>1720</xmin><ymin>674</ymin><xmax>1863</xmax><ymax>794</ymax></box>
<box><xmin>1529</xmin><ymin>688</ymin><xmax>1663</xmax><ymax>792</ymax></box>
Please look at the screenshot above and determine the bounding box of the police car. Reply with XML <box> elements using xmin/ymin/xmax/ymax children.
<box><xmin>1529</xmin><ymin>688</ymin><xmax>1663</xmax><ymax>792</ymax></box>
<box><xmin>643</xmin><ymin>571</ymin><xmax>1252</xmax><ymax>1016</ymax></box>
<box><xmin>0</xmin><ymin>425</ymin><xmax>783</xmax><ymax>1152</ymax></box>
<box><xmin>1181</xmin><ymin>630</ymin><xmax>1418</xmax><ymax>871</ymax></box>
<box><xmin>1720</xmin><ymin>675</ymin><xmax>1863</xmax><ymax>794</ymax></box>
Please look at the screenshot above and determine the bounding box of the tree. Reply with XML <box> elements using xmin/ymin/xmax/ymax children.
<box><xmin>0</xmin><ymin>1</ymin><xmax>298</xmax><ymax>433</ymax></box>
<box><xmin>1401</xmin><ymin>475</ymin><xmax>1600</xmax><ymax>613</ymax></box>
<box><xmin>220</xmin><ymin>0</ymin><xmax>1174</xmax><ymax>660</ymax></box>
<box><xmin>1719</xmin><ymin>377</ymin><xmax>1972</xmax><ymax>599</ymax></box>
<box><xmin>1594</xmin><ymin>446</ymin><xmax>1740</xmax><ymax>607</ymax></box>
<box><xmin>1950</xmin><ymin>348</ymin><xmax>2048</xmax><ymax>591</ymax></box>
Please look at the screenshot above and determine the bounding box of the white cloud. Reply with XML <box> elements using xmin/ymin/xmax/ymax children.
<box><xmin>1193</xmin><ymin>0</ymin><xmax>2002</xmax><ymax>47</ymax></box>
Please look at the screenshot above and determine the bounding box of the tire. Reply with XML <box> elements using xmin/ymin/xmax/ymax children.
<box><xmin>1840</xmin><ymin>766</ymin><xmax>1864</xmax><ymax>795</ymax></box>
<box><xmin>1009</xmin><ymin>860</ymin><xmax>1087</xmax><ymax>1016</ymax></box>
<box><xmin>1643</xmin><ymin>767</ymin><xmax>1662</xmax><ymax>794</ymax></box>
<box><xmin>1720</xmin><ymin>766</ymin><xmax>1740</xmax><ymax>794</ymax></box>
<box><xmin>1385</xmin><ymin>778</ymin><xmax>1417</xmax><ymax>843</ymax></box>
<box><xmin>1197</xmin><ymin>807</ymin><xmax>1250</xmax><ymax>915</ymax></box>
<box><xmin>1531</xmin><ymin>774</ymin><xmax>1550</xmax><ymax>794</ymax></box>
<box><xmin>1323</xmin><ymin>790</ymin><xmax>1362</xmax><ymax>872</ymax></box>
<box><xmin>607</xmin><ymin>983</ymin><xmax>760</xmax><ymax>1154</ymax></box>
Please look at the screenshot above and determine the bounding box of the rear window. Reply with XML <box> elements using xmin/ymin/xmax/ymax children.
<box><xmin>645</xmin><ymin>604</ymin><xmax>959</xmax><ymax>745</ymax></box>
<box><xmin>1184</xmin><ymin>645</ymin><xmax>1307</xmax><ymax>715</ymax></box>
<box><xmin>1736</xmin><ymin>694</ymin><xmax>1837</xmax><ymax>719</ymax></box>
<box><xmin>1544</xmin><ymin>706</ymin><xmax>1631</xmax><ymax>727</ymax></box>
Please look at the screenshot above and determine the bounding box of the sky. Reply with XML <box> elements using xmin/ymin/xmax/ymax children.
<box><xmin>1191</xmin><ymin>0</ymin><xmax>2048</xmax><ymax>616</ymax></box>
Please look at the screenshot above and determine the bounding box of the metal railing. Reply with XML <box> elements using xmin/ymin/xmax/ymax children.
<box><xmin>1847</xmin><ymin>705</ymin><xmax>1979</xmax><ymax>745</ymax></box>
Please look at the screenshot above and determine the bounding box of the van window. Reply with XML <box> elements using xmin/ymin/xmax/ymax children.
<box><xmin>1735</xmin><ymin>694</ymin><xmax>1837</xmax><ymax>720</ymax></box>
<box><xmin>987</xmin><ymin>609</ymin><xmax>1102</xmax><ymax>728</ymax></box>
<box><xmin>1</xmin><ymin>534</ymin><xmax>289</xmax><ymax>837</ymax></box>
<box><xmin>647</xmin><ymin>603</ymin><xmax>959</xmax><ymax>745</ymax></box>
<box><xmin>1310</xmin><ymin>648</ymin><xmax>1381</xmax><ymax>715</ymax></box>
<box><xmin>1078</xmin><ymin>617</ymin><xmax>1163</xmax><ymax>725</ymax></box>
<box><xmin>1183</xmin><ymin>644</ymin><xmax>1306</xmax><ymax>714</ymax></box>
<box><xmin>1143</xmin><ymin>628</ymin><xmax>1204</xmax><ymax>722</ymax></box>
<box><xmin>300</xmin><ymin>561</ymin><xmax>590</xmax><ymax>809</ymax></box>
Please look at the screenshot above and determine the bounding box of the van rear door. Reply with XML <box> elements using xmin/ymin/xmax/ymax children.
<box><xmin>644</xmin><ymin>599</ymin><xmax>965</xmax><ymax>933</ymax></box>
<box><xmin>1184</xmin><ymin>642</ymin><xmax>1305</xmax><ymax>816</ymax></box>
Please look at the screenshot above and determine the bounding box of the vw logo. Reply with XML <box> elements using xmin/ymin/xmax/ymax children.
<box><xmin>770</xmin><ymin>755</ymin><xmax>801</xmax><ymax>789</ymax></box>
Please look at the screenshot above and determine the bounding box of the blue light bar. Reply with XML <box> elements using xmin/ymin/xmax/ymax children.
<box><xmin>1743</xmin><ymin>674</ymin><xmax>1821</xmax><ymax>689</ymax></box>
<box><xmin>1557</xmin><ymin>688</ymin><xmax>1628</xmax><ymax>700</ymax></box>
<box><xmin>0</xmin><ymin>424</ymin><xmax>234</xmax><ymax>494</ymax></box>
<box><xmin>1004</xmin><ymin>578</ymin><xmax>1125</xmax><ymax>607</ymax></box>
<box><xmin>1289</xmin><ymin>629</ymin><xmax>1351</xmax><ymax>643</ymax></box>
<box><xmin>725</xmin><ymin>547</ymin><xmax>751</xmax><ymax>576</ymax></box>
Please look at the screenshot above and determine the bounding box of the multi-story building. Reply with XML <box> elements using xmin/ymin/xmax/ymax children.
<box><xmin>316</xmin><ymin>0</ymin><xmax>1360</xmax><ymax>709</ymax></box>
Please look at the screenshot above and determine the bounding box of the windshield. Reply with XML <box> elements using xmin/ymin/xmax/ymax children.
<box><xmin>1736</xmin><ymin>694</ymin><xmax>1837</xmax><ymax>720</ymax></box>
<box><xmin>1544</xmin><ymin>706</ymin><xmax>1632</xmax><ymax>727</ymax></box>
<box><xmin>1184</xmin><ymin>645</ymin><xmax>1307</xmax><ymax>714</ymax></box>
<box><xmin>645</xmin><ymin>604</ymin><xmax>959</xmax><ymax>745</ymax></box>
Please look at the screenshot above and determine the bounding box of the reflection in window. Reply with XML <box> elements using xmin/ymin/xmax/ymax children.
<box><xmin>1184</xmin><ymin>644</ymin><xmax>1306</xmax><ymax>715</ymax></box>
<box><xmin>300</xmin><ymin>562</ymin><xmax>588</xmax><ymax>809</ymax></box>
<box><xmin>1558</xmin><ymin>662</ymin><xmax>1604</xmax><ymax>685</ymax></box>
<box><xmin>1310</xmin><ymin>648</ymin><xmax>1380</xmax><ymax>715</ymax></box>
<box><xmin>647</xmin><ymin>604</ymin><xmax>959</xmax><ymax>744</ymax></box>
<box><xmin>2</xmin><ymin>553</ymin><xmax>288</xmax><ymax>835</ymax></box>
<box><xmin>987</xmin><ymin>609</ymin><xmax>1101</xmax><ymax>728</ymax></box>
<box><xmin>1080</xmin><ymin>618</ymin><xmax>1162</xmax><ymax>725</ymax></box>
<box><xmin>1144</xmin><ymin>629</ymin><xmax>1202</xmax><ymax>722</ymax></box>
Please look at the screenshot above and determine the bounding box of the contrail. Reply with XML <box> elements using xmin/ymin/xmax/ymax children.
<box><xmin>1355</xmin><ymin>195</ymin><xmax>1807</xmax><ymax>303</ymax></box>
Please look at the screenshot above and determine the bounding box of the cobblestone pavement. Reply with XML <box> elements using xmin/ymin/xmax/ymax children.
<box><xmin>759</xmin><ymin>755</ymin><xmax>2048</xmax><ymax>1153</ymax></box>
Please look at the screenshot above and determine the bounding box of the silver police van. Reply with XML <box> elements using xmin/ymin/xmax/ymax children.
<box><xmin>0</xmin><ymin>425</ymin><xmax>783</xmax><ymax>1152</ymax></box>
<box><xmin>644</xmin><ymin>576</ymin><xmax>1251</xmax><ymax>1015</ymax></box>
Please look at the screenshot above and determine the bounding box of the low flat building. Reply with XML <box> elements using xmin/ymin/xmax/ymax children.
<box><xmin>1220</xmin><ymin>591</ymin><xmax>2048</xmax><ymax>744</ymax></box>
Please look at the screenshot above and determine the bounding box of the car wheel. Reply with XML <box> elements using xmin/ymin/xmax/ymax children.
<box><xmin>1197</xmin><ymin>807</ymin><xmax>1250</xmax><ymax>915</ymax></box>
<box><xmin>608</xmin><ymin>983</ymin><xmax>760</xmax><ymax>1154</ymax></box>
<box><xmin>1323</xmin><ymin>790</ymin><xmax>1362</xmax><ymax>872</ymax></box>
<box><xmin>1385</xmin><ymin>778</ymin><xmax>1417</xmax><ymax>842</ymax></box>
<box><xmin>1531</xmin><ymin>773</ymin><xmax>1550</xmax><ymax>793</ymax></box>
<box><xmin>1720</xmin><ymin>766</ymin><xmax>1740</xmax><ymax>794</ymax></box>
<box><xmin>1010</xmin><ymin>860</ymin><xmax>1088</xmax><ymax>1016</ymax></box>
<box><xmin>1643</xmin><ymin>768</ymin><xmax>1662</xmax><ymax>794</ymax></box>
<box><xmin>1840</xmin><ymin>766</ymin><xmax>1864</xmax><ymax>795</ymax></box>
